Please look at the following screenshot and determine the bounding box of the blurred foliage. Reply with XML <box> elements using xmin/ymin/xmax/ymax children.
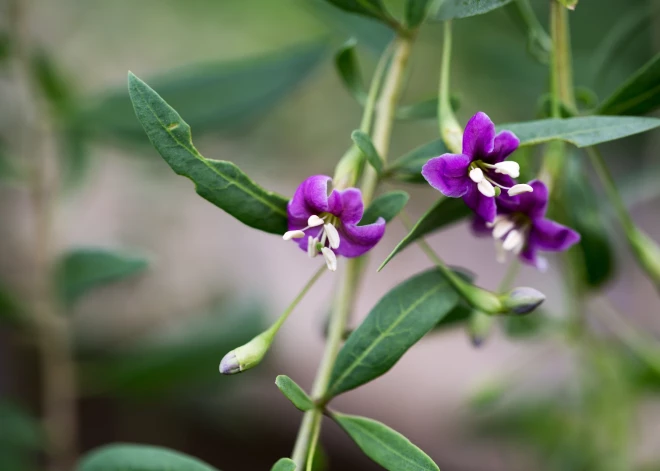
<box><xmin>0</xmin><ymin>401</ymin><xmax>43</xmax><ymax>471</ymax></box>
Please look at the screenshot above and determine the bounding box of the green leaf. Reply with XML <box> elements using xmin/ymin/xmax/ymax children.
<box><xmin>55</xmin><ymin>248</ymin><xmax>148</xmax><ymax>306</ymax></box>
<box><xmin>433</xmin><ymin>301</ymin><xmax>472</xmax><ymax>331</ymax></box>
<box><xmin>562</xmin><ymin>157</ymin><xmax>616</xmax><ymax>288</ymax></box>
<box><xmin>499</xmin><ymin>116</ymin><xmax>660</xmax><ymax>148</ymax></box>
<box><xmin>433</xmin><ymin>0</ymin><xmax>513</xmax><ymax>21</ymax></box>
<box><xmin>324</xmin><ymin>0</ymin><xmax>392</xmax><ymax>25</ymax></box>
<box><xmin>31</xmin><ymin>50</ymin><xmax>75</xmax><ymax>117</ymax></box>
<box><xmin>405</xmin><ymin>0</ymin><xmax>433</xmax><ymax>28</ymax></box>
<box><xmin>379</xmin><ymin>198</ymin><xmax>471</xmax><ymax>271</ymax></box>
<box><xmin>271</xmin><ymin>458</ymin><xmax>296</xmax><ymax>471</ymax></box>
<box><xmin>76</xmin><ymin>444</ymin><xmax>220</xmax><ymax>471</ymax></box>
<box><xmin>86</xmin><ymin>42</ymin><xmax>326</xmax><ymax>141</ymax></box>
<box><xmin>360</xmin><ymin>190</ymin><xmax>409</xmax><ymax>225</ymax></box>
<box><xmin>597</xmin><ymin>53</ymin><xmax>660</xmax><ymax>116</ymax></box>
<box><xmin>79</xmin><ymin>301</ymin><xmax>264</xmax><ymax>396</ymax></box>
<box><xmin>327</xmin><ymin>268</ymin><xmax>459</xmax><ymax>398</ymax></box>
<box><xmin>351</xmin><ymin>130</ymin><xmax>382</xmax><ymax>174</ymax></box>
<box><xmin>387</xmin><ymin>139</ymin><xmax>448</xmax><ymax>183</ymax></box>
<box><xmin>332</xmin><ymin>413</ymin><xmax>439</xmax><ymax>471</ymax></box>
<box><xmin>275</xmin><ymin>375</ymin><xmax>314</xmax><ymax>412</ymax></box>
<box><xmin>335</xmin><ymin>39</ymin><xmax>366</xmax><ymax>104</ymax></box>
<box><xmin>0</xmin><ymin>285</ymin><xmax>25</xmax><ymax>328</ymax></box>
<box><xmin>0</xmin><ymin>401</ymin><xmax>43</xmax><ymax>451</ymax></box>
<box><xmin>128</xmin><ymin>72</ymin><xmax>290</xmax><ymax>235</ymax></box>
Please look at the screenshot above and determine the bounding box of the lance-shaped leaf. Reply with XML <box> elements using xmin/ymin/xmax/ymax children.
<box><xmin>271</xmin><ymin>458</ymin><xmax>296</xmax><ymax>471</ymax></box>
<box><xmin>128</xmin><ymin>72</ymin><xmax>289</xmax><ymax>235</ymax></box>
<box><xmin>275</xmin><ymin>375</ymin><xmax>314</xmax><ymax>412</ymax></box>
<box><xmin>498</xmin><ymin>116</ymin><xmax>660</xmax><ymax>148</ymax></box>
<box><xmin>351</xmin><ymin>130</ymin><xmax>382</xmax><ymax>174</ymax></box>
<box><xmin>76</xmin><ymin>444</ymin><xmax>220</xmax><ymax>471</ymax></box>
<box><xmin>332</xmin><ymin>413</ymin><xmax>439</xmax><ymax>471</ymax></box>
<box><xmin>387</xmin><ymin>139</ymin><xmax>448</xmax><ymax>183</ymax></box>
<box><xmin>326</xmin><ymin>269</ymin><xmax>459</xmax><ymax>398</ymax></box>
<box><xmin>433</xmin><ymin>0</ymin><xmax>514</xmax><ymax>21</ymax></box>
<box><xmin>55</xmin><ymin>248</ymin><xmax>148</xmax><ymax>306</ymax></box>
<box><xmin>335</xmin><ymin>39</ymin><xmax>366</xmax><ymax>104</ymax></box>
<box><xmin>597</xmin><ymin>53</ymin><xmax>660</xmax><ymax>116</ymax></box>
<box><xmin>324</xmin><ymin>0</ymin><xmax>394</xmax><ymax>27</ymax></box>
<box><xmin>379</xmin><ymin>198</ymin><xmax>471</xmax><ymax>271</ymax></box>
<box><xmin>405</xmin><ymin>0</ymin><xmax>433</xmax><ymax>28</ymax></box>
<box><xmin>360</xmin><ymin>190</ymin><xmax>409</xmax><ymax>225</ymax></box>
<box><xmin>85</xmin><ymin>42</ymin><xmax>326</xmax><ymax>141</ymax></box>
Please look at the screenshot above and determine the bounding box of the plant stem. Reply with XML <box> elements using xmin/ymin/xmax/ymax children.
<box><xmin>438</xmin><ymin>21</ymin><xmax>462</xmax><ymax>154</ymax></box>
<box><xmin>361</xmin><ymin>35</ymin><xmax>412</xmax><ymax>205</ymax></box>
<box><xmin>291</xmin><ymin>34</ymin><xmax>413</xmax><ymax>468</ymax></box>
<box><xmin>10</xmin><ymin>1</ymin><xmax>77</xmax><ymax>470</ymax></box>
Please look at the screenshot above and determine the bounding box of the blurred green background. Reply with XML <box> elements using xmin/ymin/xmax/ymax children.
<box><xmin>1</xmin><ymin>0</ymin><xmax>659</xmax><ymax>470</ymax></box>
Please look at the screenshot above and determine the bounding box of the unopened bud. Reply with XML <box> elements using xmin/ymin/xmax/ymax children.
<box><xmin>468</xmin><ymin>311</ymin><xmax>494</xmax><ymax>347</ymax></box>
<box><xmin>219</xmin><ymin>330</ymin><xmax>273</xmax><ymax>375</ymax></box>
<box><xmin>500</xmin><ymin>287</ymin><xmax>546</xmax><ymax>315</ymax></box>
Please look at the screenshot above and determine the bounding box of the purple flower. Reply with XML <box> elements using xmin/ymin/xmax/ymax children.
<box><xmin>422</xmin><ymin>112</ymin><xmax>532</xmax><ymax>222</ymax></box>
<box><xmin>472</xmin><ymin>180</ymin><xmax>581</xmax><ymax>270</ymax></box>
<box><xmin>283</xmin><ymin>175</ymin><xmax>386</xmax><ymax>271</ymax></box>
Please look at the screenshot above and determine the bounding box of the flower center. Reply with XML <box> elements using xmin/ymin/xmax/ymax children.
<box><xmin>487</xmin><ymin>213</ymin><xmax>530</xmax><ymax>262</ymax></box>
<box><xmin>468</xmin><ymin>161</ymin><xmax>532</xmax><ymax>198</ymax></box>
<box><xmin>282</xmin><ymin>214</ymin><xmax>341</xmax><ymax>271</ymax></box>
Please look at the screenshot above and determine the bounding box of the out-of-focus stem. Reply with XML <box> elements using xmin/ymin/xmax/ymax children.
<box><xmin>10</xmin><ymin>1</ymin><xmax>77</xmax><ymax>470</ymax></box>
<box><xmin>438</xmin><ymin>21</ymin><xmax>462</xmax><ymax>154</ymax></box>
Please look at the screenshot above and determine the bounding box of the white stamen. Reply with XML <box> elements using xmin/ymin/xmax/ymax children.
<box><xmin>469</xmin><ymin>167</ymin><xmax>484</xmax><ymax>183</ymax></box>
<box><xmin>492</xmin><ymin>161</ymin><xmax>520</xmax><ymax>178</ymax></box>
<box><xmin>307</xmin><ymin>215</ymin><xmax>325</xmax><ymax>227</ymax></box>
<box><xmin>477</xmin><ymin>179</ymin><xmax>496</xmax><ymax>197</ymax></box>
<box><xmin>492</xmin><ymin>219</ymin><xmax>515</xmax><ymax>239</ymax></box>
<box><xmin>486</xmin><ymin>215</ymin><xmax>505</xmax><ymax>229</ymax></box>
<box><xmin>307</xmin><ymin>236</ymin><xmax>318</xmax><ymax>258</ymax></box>
<box><xmin>324</xmin><ymin>223</ymin><xmax>340</xmax><ymax>249</ymax></box>
<box><xmin>502</xmin><ymin>229</ymin><xmax>524</xmax><ymax>252</ymax></box>
<box><xmin>321</xmin><ymin>248</ymin><xmax>337</xmax><ymax>271</ymax></box>
<box><xmin>495</xmin><ymin>240</ymin><xmax>507</xmax><ymax>263</ymax></box>
<box><xmin>507</xmin><ymin>184</ymin><xmax>534</xmax><ymax>196</ymax></box>
<box><xmin>282</xmin><ymin>230</ymin><xmax>305</xmax><ymax>240</ymax></box>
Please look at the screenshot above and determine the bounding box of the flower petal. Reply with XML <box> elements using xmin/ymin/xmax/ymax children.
<box><xmin>422</xmin><ymin>154</ymin><xmax>471</xmax><ymax>198</ymax></box>
<box><xmin>336</xmin><ymin>188</ymin><xmax>364</xmax><ymax>225</ymax></box>
<box><xmin>463</xmin><ymin>185</ymin><xmax>497</xmax><ymax>223</ymax></box>
<box><xmin>519</xmin><ymin>246</ymin><xmax>547</xmax><ymax>271</ymax></box>
<box><xmin>498</xmin><ymin>179</ymin><xmax>548</xmax><ymax>219</ymax></box>
<box><xmin>292</xmin><ymin>226</ymin><xmax>323</xmax><ymax>252</ymax></box>
<box><xmin>470</xmin><ymin>216</ymin><xmax>492</xmax><ymax>237</ymax></box>
<box><xmin>287</xmin><ymin>175</ymin><xmax>332</xmax><ymax>226</ymax></box>
<box><xmin>529</xmin><ymin>218</ymin><xmax>581</xmax><ymax>252</ymax></box>
<box><xmin>463</xmin><ymin>112</ymin><xmax>495</xmax><ymax>159</ymax></box>
<box><xmin>335</xmin><ymin>219</ymin><xmax>386</xmax><ymax>258</ymax></box>
<box><xmin>483</xmin><ymin>130</ymin><xmax>519</xmax><ymax>164</ymax></box>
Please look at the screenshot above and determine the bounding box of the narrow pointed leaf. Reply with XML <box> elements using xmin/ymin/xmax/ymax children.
<box><xmin>597</xmin><ymin>53</ymin><xmax>660</xmax><ymax>116</ymax></box>
<box><xmin>76</xmin><ymin>444</ymin><xmax>220</xmax><ymax>471</ymax></box>
<box><xmin>327</xmin><ymin>268</ymin><xmax>459</xmax><ymax>398</ymax></box>
<box><xmin>271</xmin><ymin>458</ymin><xmax>296</xmax><ymax>471</ymax></box>
<box><xmin>498</xmin><ymin>116</ymin><xmax>660</xmax><ymax>148</ymax></box>
<box><xmin>335</xmin><ymin>39</ymin><xmax>366</xmax><ymax>104</ymax></box>
<box><xmin>275</xmin><ymin>375</ymin><xmax>314</xmax><ymax>412</ymax></box>
<box><xmin>360</xmin><ymin>191</ymin><xmax>409</xmax><ymax>225</ymax></box>
<box><xmin>351</xmin><ymin>130</ymin><xmax>382</xmax><ymax>174</ymax></box>
<box><xmin>387</xmin><ymin>139</ymin><xmax>448</xmax><ymax>183</ymax></box>
<box><xmin>405</xmin><ymin>0</ymin><xmax>433</xmax><ymax>28</ymax></box>
<box><xmin>433</xmin><ymin>0</ymin><xmax>514</xmax><ymax>20</ymax></box>
<box><xmin>324</xmin><ymin>0</ymin><xmax>392</xmax><ymax>25</ymax></box>
<box><xmin>332</xmin><ymin>413</ymin><xmax>439</xmax><ymax>471</ymax></box>
<box><xmin>128</xmin><ymin>72</ymin><xmax>289</xmax><ymax>235</ymax></box>
<box><xmin>379</xmin><ymin>198</ymin><xmax>471</xmax><ymax>271</ymax></box>
<box><xmin>55</xmin><ymin>248</ymin><xmax>148</xmax><ymax>306</ymax></box>
<box><xmin>86</xmin><ymin>42</ymin><xmax>326</xmax><ymax>141</ymax></box>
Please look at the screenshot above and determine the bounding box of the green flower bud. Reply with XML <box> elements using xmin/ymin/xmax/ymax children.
<box><xmin>219</xmin><ymin>329</ymin><xmax>274</xmax><ymax>375</ymax></box>
<box><xmin>458</xmin><ymin>282</ymin><xmax>504</xmax><ymax>314</ymax></box>
<box><xmin>468</xmin><ymin>310</ymin><xmax>494</xmax><ymax>347</ymax></box>
<box><xmin>500</xmin><ymin>287</ymin><xmax>546</xmax><ymax>315</ymax></box>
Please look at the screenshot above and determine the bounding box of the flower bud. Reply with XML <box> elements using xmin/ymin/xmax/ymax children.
<box><xmin>468</xmin><ymin>311</ymin><xmax>494</xmax><ymax>347</ymax></box>
<box><xmin>500</xmin><ymin>287</ymin><xmax>546</xmax><ymax>315</ymax></box>
<box><xmin>457</xmin><ymin>282</ymin><xmax>504</xmax><ymax>314</ymax></box>
<box><xmin>219</xmin><ymin>330</ymin><xmax>273</xmax><ymax>375</ymax></box>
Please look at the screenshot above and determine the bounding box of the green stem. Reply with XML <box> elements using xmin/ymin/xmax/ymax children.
<box><xmin>509</xmin><ymin>0</ymin><xmax>552</xmax><ymax>63</ymax></box>
<box><xmin>550</xmin><ymin>0</ymin><xmax>575</xmax><ymax>110</ymax></box>
<box><xmin>438</xmin><ymin>21</ymin><xmax>462</xmax><ymax>154</ymax></box>
<box><xmin>359</xmin><ymin>43</ymin><xmax>393</xmax><ymax>134</ymax></box>
<box><xmin>361</xmin><ymin>35</ymin><xmax>413</xmax><ymax>205</ymax></box>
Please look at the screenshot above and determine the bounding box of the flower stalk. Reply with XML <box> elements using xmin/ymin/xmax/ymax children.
<box><xmin>438</xmin><ymin>21</ymin><xmax>463</xmax><ymax>155</ymax></box>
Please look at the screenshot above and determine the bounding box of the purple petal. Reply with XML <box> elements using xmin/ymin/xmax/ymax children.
<box><xmin>529</xmin><ymin>218</ymin><xmax>581</xmax><ymax>252</ymax></box>
<box><xmin>463</xmin><ymin>185</ymin><xmax>497</xmax><ymax>223</ymax></box>
<box><xmin>422</xmin><ymin>154</ymin><xmax>471</xmax><ymax>198</ymax></box>
<box><xmin>463</xmin><ymin>112</ymin><xmax>495</xmax><ymax>159</ymax></box>
<box><xmin>287</xmin><ymin>175</ymin><xmax>332</xmax><ymax>226</ymax></box>
<box><xmin>498</xmin><ymin>179</ymin><xmax>548</xmax><ymax>219</ymax></box>
<box><xmin>336</xmin><ymin>218</ymin><xmax>386</xmax><ymax>258</ymax></box>
<box><xmin>482</xmin><ymin>130</ymin><xmax>519</xmax><ymax>164</ymax></box>
<box><xmin>519</xmin><ymin>246</ymin><xmax>547</xmax><ymax>271</ymax></box>
<box><xmin>292</xmin><ymin>226</ymin><xmax>323</xmax><ymax>252</ymax></box>
<box><xmin>470</xmin><ymin>215</ymin><xmax>492</xmax><ymax>237</ymax></box>
<box><xmin>335</xmin><ymin>188</ymin><xmax>364</xmax><ymax>225</ymax></box>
